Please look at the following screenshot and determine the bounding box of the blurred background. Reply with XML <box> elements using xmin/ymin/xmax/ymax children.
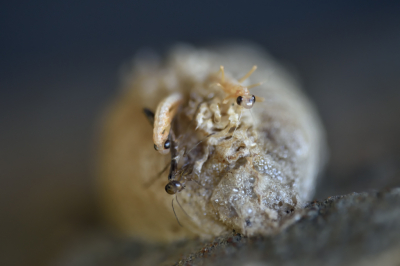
<box><xmin>1</xmin><ymin>1</ymin><xmax>400</xmax><ymax>265</ymax></box>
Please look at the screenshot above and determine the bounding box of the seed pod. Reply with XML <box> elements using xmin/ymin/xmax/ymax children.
<box><xmin>98</xmin><ymin>44</ymin><xmax>327</xmax><ymax>242</ymax></box>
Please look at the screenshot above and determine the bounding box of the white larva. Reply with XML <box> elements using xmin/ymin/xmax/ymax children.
<box><xmin>98</xmin><ymin>43</ymin><xmax>327</xmax><ymax>242</ymax></box>
<box><xmin>152</xmin><ymin>92</ymin><xmax>183</xmax><ymax>154</ymax></box>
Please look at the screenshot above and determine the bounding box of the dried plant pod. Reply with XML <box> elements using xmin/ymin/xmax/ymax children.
<box><xmin>98</xmin><ymin>44</ymin><xmax>327</xmax><ymax>242</ymax></box>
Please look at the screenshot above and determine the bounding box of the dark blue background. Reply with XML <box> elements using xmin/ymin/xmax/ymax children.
<box><xmin>1</xmin><ymin>1</ymin><xmax>400</xmax><ymax>265</ymax></box>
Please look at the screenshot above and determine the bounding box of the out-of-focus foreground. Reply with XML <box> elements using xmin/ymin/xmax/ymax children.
<box><xmin>1</xmin><ymin>1</ymin><xmax>400</xmax><ymax>265</ymax></box>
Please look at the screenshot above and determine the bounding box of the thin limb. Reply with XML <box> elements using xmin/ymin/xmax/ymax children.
<box><xmin>255</xmin><ymin>96</ymin><xmax>265</xmax><ymax>102</ymax></box>
<box><xmin>216</xmin><ymin>83</ymin><xmax>225</xmax><ymax>89</ymax></box>
<box><xmin>176</xmin><ymin>195</ymin><xmax>191</xmax><ymax>219</ymax></box>
<box><xmin>245</xmin><ymin>124</ymin><xmax>256</xmax><ymax>167</ymax></box>
<box><xmin>182</xmin><ymin>99</ymin><xmax>207</xmax><ymax>139</ymax></box>
<box><xmin>190</xmin><ymin>178</ymin><xmax>204</xmax><ymax>187</ymax></box>
<box><xmin>222</xmin><ymin>95</ymin><xmax>235</xmax><ymax>104</ymax></box>
<box><xmin>248</xmin><ymin>109</ymin><xmax>256</xmax><ymax>156</ymax></box>
<box><xmin>220</xmin><ymin>66</ymin><xmax>225</xmax><ymax>83</ymax></box>
<box><xmin>232</xmin><ymin>108</ymin><xmax>243</xmax><ymax>137</ymax></box>
<box><xmin>178</xmin><ymin>164</ymin><xmax>204</xmax><ymax>188</ymax></box>
<box><xmin>176</xmin><ymin>98</ymin><xmax>211</xmax><ymax>149</ymax></box>
<box><xmin>143</xmin><ymin>162</ymin><xmax>170</xmax><ymax>188</ymax></box>
<box><xmin>216</xmin><ymin>83</ymin><xmax>229</xmax><ymax>96</ymax></box>
<box><xmin>143</xmin><ymin>108</ymin><xmax>155</xmax><ymax>125</ymax></box>
<box><xmin>247</xmin><ymin>82</ymin><xmax>263</xmax><ymax>89</ymax></box>
<box><xmin>250</xmin><ymin>109</ymin><xmax>255</xmax><ymax>122</ymax></box>
<box><xmin>238</xmin><ymin>65</ymin><xmax>257</xmax><ymax>83</ymax></box>
<box><xmin>185</xmin><ymin>133</ymin><xmax>215</xmax><ymax>155</ymax></box>
<box><xmin>179</xmin><ymin>164</ymin><xmax>191</xmax><ymax>178</ymax></box>
<box><xmin>228</xmin><ymin>109</ymin><xmax>244</xmax><ymax>151</ymax></box>
<box><xmin>168</xmin><ymin>130</ymin><xmax>179</xmax><ymax>180</ymax></box>
<box><xmin>172</xmin><ymin>199</ymin><xmax>183</xmax><ymax>227</ymax></box>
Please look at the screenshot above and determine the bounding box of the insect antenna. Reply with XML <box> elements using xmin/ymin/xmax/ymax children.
<box><xmin>245</xmin><ymin>123</ymin><xmax>256</xmax><ymax>166</ymax></box>
<box><xmin>238</xmin><ymin>65</ymin><xmax>257</xmax><ymax>83</ymax></box>
<box><xmin>185</xmin><ymin>133</ymin><xmax>215</xmax><ymax>155</ymax></box>
<box><xmin>247</xmin><ymin>82</ymin><xmax>263</xmax><ymax>89</ymax></box>
<box><xmin>143</xmin><ymin>162</ymin><xmax>170</xmax><ymax>188</ymax></box>
<box><xmin>190</xmin><ymin>178</ymin><xmax>204</xmax><ymax>187</ymax></box>
<box><xmin>176</xmin><ymin>194</ymin><xmax>191</xmax><ymax>219</ymax></box>
<box><xmin>215</xmin><ymin>83</ymin><xmax>225</xmax><ymax>90</ymax></box>
<box><xmin>172</xmin><ymin>198</ymin><xmax>183</xmax><ymax>227</ymax></box>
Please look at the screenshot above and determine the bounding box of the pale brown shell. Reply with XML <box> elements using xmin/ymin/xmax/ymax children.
<box><xmin>98</xmin><ymin>44</ymin><xmax>327</xmax><ymax>242</ymax></box>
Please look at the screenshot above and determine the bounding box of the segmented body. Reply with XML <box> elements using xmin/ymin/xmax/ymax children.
<box><xmin>153</xmin><ymin>92</ymin><xmax>183</xmax><ymax>154</ymax></box>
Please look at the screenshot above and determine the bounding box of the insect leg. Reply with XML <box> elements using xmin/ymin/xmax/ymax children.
<box><xmin>222</xmin><ymin>95</ymin><xmax>235</xmax><ymax>104</ymax></box>
<box><xmin>220</xmin><ymin>65</ymin><xmax>225</xmax><ymax>83</ymax></box>
<box><xmin>172</xmin><ymin>198</ymin><xmax>183</xmax><ymax>227</ymax></box>
<box><xmin>143</xmin><ymin>162</ymin><xmax>170</xmax><ymax>188</ymax></box>
<box><xmin>143</xmin><ymin>108</ymin><xmax>155</xmax><ymax>125</ymax></box>
<box><xmin>232</xmin><ymin>108</ymin><xmax>243</xmax><ymax>137</ymax></box>
<box><xmin>254</xmin><ymin>96</ymin><xmax>265</xmax><ymax>102</ymax></box>
<box><xmin>247</xmin><ymin>82</ymin><xmax>263</xmax><ymax>89</ymax></box>
<box><xmin>238</xmin><ymin>65</ymin><xmax>257</xmax><ymax>83</ymax></box>
<box><xmin>176</xmin><ymin>194</ymin><xmax>191</xmax><ymax>219</ymax></box>
<box><xmin>185</xmin><ymin>133</ymin><xmax>215</xmax><ymax>155</ymax></box>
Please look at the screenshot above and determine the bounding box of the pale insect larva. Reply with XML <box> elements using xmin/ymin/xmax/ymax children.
<box><xmin>99</xmin><ymin>43</ymin><xmax>327</xmax><ymax>242</ymax></box>
<box><xmin>152</xmin><ymin>92</ymin><xmax>183</xmax><ymax>154</ymax></box>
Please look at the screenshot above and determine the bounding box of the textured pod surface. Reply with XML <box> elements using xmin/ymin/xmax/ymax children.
<box><xmin>98</xmin><ymin>44</ymin><xmax>327</xmax><ymax>242</ymax></box>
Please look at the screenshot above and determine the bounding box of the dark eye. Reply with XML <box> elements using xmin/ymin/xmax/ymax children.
<box><xmin>165</xmin><ymin>181</ymin><xmax>182</xmax><ymax>194</ymax></box>
<box><xmin>164</xmin><ymin>140</ymin><xmax>171</xmax><ymax>149</ymax></box>
<box><xmin>154</xmin><ymin>144</ymin><xmax>158</xmax><ymax>151</ymax></box>
<box><xmin>236</xmin><ymin>96</ymin><xmax>243</xmax><ymax>105</ymax></box>
<box><xmin>165</xmin><ymin>183</ymin><xmax>174</xmax><ymax>194</ymax></box>
<box><xmin>252</xmin><ymin>95</ymin><xmax>256</xmax><ymax>102</ymax></box>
